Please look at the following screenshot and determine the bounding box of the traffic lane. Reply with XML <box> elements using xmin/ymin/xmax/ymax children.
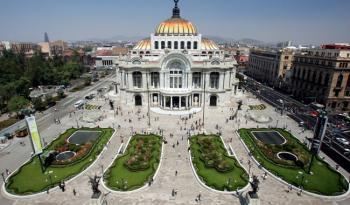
<box><xmin>36</xmin><ymin>76</ymin><xmax>114</xmax><ymax>129</ymax></box>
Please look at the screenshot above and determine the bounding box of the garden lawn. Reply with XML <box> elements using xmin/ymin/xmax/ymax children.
<box><xmin>5</xmin><ymin>127</ymin><xmax>114</xmax><ymax>195</ymax></box>
<box><xmin>104</xmin><ymin>134</ymin><xmax>162</xmax><ymax>191</ymax></box>
<box><xmin>239</xmin><ymin>128</ymin><xmax>349</xmax><ymax>196</ymax></box>
<box><xmin>189</xmin><ymin>135</ymin><xmax>248</xmax><ymax>191</ymax></box>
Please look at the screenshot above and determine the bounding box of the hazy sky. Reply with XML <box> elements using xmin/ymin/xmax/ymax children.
<box><xmin>0</xmin><ymin>0</ymin><xmax>349</xmax><ymax>44</ymax></box>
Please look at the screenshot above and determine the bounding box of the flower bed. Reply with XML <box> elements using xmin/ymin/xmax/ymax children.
<box><xmin>189</xmin><ymin>135</ymin><xmax>248</xmax><ymax>191</ymax></box>
<box><xmin>249</xmin><ymin>104</ymin><xmax>266</xmax><ymax>110</ymax></box>
<box><xmin>5</xmin><ymin>127</ymin><xmax>114</xmax><ymax>195</ymax></box>
<box><xmin>85</xmin><ymin>104</ymin><xmax>101</xmax><ymax>110</ymax></box>
<box><xmin>239</xmin><ymin>128</ymin><xmax>349</xmax><ymax>196</ymax></box>
<box><xmin>104</xmin><ymin>134</ymin><xmax>162</xmax><ymax>191</ymax></box>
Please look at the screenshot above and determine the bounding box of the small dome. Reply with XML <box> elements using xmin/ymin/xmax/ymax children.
<box><xmin>155</xmin><ymin>18</ymin><xmax>197</xmax><ymax>36</ymax></box>
<box><xmin>134</xmin><ymin>38</ymin><xmax>151</xmax><ymax>50</ymax></box>
<box><xmin>201</xmin><ymin>38</ymin><xmax>219</xmax><ymax>50</ymax></box>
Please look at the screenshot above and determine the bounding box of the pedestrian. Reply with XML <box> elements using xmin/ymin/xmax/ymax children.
<box><xmin>198</xmin><ymin>193</ymin><xmax>201</xmax><ymax>201</ymax></box>
<box><xmin>73</xmin><ymin>188</ymin><xmax>76</xmax><ymax>196</ymax></box>
<box><xmin>175</xmin><ymin>170</ymin><xmax>178</xmax><ymax>176</ymax></box>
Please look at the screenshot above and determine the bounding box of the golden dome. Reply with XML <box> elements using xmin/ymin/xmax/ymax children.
<box><xmin>201</xmin><ymin>38</ymin><xmax>219</xmax><ymax>50</ymax></box>
<box><xmin>134</xmin><ymin>38</ymin><xmax>151</xmax><ymax>50</ymax></box>
<box><xmin>155</xmin><ymin>18</ymin><xmax>197</xmax><ymax>36</ymax></box>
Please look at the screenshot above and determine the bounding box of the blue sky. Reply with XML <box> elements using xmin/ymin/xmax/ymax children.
<box><xmin>0</xmin><ymin>0</ymin><xmax>349</xmax><ymax>44</ymax></box>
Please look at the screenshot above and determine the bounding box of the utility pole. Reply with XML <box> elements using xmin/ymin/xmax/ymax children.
<box><xmin>307</xmin><ymin>110</ymin><xmax>328</xmax><ymax>174</ymax></box>
<box><xmin>147</xmin><ymin>70</ymin><xmax>151</xmax><ymax>128</ymax></box>
<box><xmin>202</xmin><ymin>70</ymin><xmax>206</xmax><ymax>131</ymax></box>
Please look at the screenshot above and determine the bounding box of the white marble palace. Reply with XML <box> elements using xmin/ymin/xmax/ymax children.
<box><xmin>116</xmin><ymin>0</ymin><xmax>239</xmax><ymax>111</ymax></box>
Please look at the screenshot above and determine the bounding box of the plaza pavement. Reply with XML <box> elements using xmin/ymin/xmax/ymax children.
<box><xmin>1</xmin><ymin>90</ymin><xmax>349</xmax><ymax>205</ymax></box>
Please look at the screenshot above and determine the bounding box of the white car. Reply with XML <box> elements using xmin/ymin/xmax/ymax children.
<box><xmin>336</xmin><ymin>138</ymin><xmax>350</xmax><ymax>145</ymax></box>
<box><xmin>74</xmin><ymin>100</ymin><xmax>86</xmax><ymax>108</ymax></box>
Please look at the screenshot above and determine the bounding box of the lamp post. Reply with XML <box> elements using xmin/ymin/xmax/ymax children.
<box><xmin>202</xmin><ymin>69</ymin><xmax>206</xmax><ymax>130</ymax></box>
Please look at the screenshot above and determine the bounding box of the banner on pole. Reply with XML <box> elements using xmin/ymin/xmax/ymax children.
<box><xmin>25</xmin><ymin>116</ymin><xmax>43</xmax><ymax>154</ymax></box>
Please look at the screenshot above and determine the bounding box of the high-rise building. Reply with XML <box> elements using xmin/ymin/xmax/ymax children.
<box><xmin>290</xmin><ymin>44</ymin><xmax>350</xmax><ymax>112</ymax></box>
<box><xmin>44</xmin><ymin>32</ymin><xmax>50</xmax><ymax>43</ymax></box>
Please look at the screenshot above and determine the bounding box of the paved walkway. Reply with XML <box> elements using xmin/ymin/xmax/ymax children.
<box><xmin>1</xmin><ymin>90</ymin><xmax>349</xmax><ymax>205</ymax></box>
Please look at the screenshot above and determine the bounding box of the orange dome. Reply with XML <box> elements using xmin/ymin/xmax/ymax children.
<box><xmin>155</xmin><ymin>18</ymin><xmax>197</xmax><ymax>36</ymax></box>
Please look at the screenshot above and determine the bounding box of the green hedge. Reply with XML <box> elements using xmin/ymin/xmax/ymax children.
<box><xmin>239</xmin><ymin>128</ymin><xmax>349</xmax><ymax>196</ymax></box>
<box><xmin>189</xmin><ymin>135</ymin><xmax>248</xmax><ymax>191</ymax></box>
<box><xmin>5</xmin><ymin>127</ymin><xmax>114</xmax><ymax>195</ymax></box>
<box><xmin>104</xmin><ymin>134</ymin><xmax>162</xmax><ymax>191</ymax></box>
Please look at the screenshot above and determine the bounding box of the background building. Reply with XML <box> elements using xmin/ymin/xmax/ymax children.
<box><xmin>290</xmin><ymin>44</ymin><xmax>350</xmax><ymax>112</ymax></box>
<box><xmin>246</xmin><ymin>49</ymin><xmax>294</xmax><ymax>89</ymax></box>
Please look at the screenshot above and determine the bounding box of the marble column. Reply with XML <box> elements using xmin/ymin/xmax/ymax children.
<box><xmin>188</xmin><ymin>72</ymin><xmax>192</xmax><ymax>89</ymax></box>
<box><xmin>142</xmin><ymin>72</ymin><xmax>147</xmax><ymax>88</ymax></box>
<box><xmin>128</xmin><ymin>72</ymin><xmax>133</xmax><ymax>89</ymax></box>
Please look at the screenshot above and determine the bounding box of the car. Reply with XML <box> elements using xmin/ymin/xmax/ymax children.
<box><xmin>336</xmin><ymin>137</ymin><xmax>350</xmax><ymax>145</ymax></box>
<box><xmin>299</xmin><ymin>121</ymin><xmax>305</xmax><ymax>127</ymax></box>
<box><xmin>74</xmin><ymin>100</ymin><xmax>86</xmax><ymax>108</ymax></box>
<box><xmin>85</xmin><ymin>94</ymin><xmax>95</xmax><ymax>100</ymax></box>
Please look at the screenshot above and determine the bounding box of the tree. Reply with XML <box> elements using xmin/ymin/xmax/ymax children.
<box><xmin>84</xmin><ymin>76</ymin><xmax>92</xmax><ymax>86</ymax></box>
<box><xmin>7</xmin><ymin>96</ymin><xmax>29</xmax><ymax>117</ymax></box>
<box><xmin>32</xmin><ymin>97</ymin><xmax>47</xmax><ymax>111</ymax></box>
<box><xmin>45</xmin><ymin>94</ymin><xmax>55</xmax><ymax>107</ymax></box>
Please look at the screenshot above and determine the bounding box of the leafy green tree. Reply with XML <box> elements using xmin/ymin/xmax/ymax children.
<box><xmin>32</xmin><ymin>97</ymin><xmax>47</xmax><ymax>111</ymax></box>
<box><xmin>84</xmin><ymin>76</ymin><xmax>92</xmax><ymax>86</ymax></box>
<box><xmin>7</xmin><ymin>96</ymin><xmax>29</xmax><ymax>116</ymax></box>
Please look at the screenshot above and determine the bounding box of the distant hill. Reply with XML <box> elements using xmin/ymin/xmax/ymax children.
<box><xmin>204</xmin><ymin>36</ymin><xmax>266</xmax><ymax>46</ymax></box>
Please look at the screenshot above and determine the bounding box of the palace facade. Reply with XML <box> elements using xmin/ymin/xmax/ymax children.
<box><xmin>115</xmin><ymin>1</ymin><xmax>239</xmax><ymax>111</ymax></box>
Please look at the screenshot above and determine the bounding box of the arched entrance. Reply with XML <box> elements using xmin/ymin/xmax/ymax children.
<box><xmin>209</xmin><ymin>95</ymin><xmax>217</xmax><ymax>106</ymax></box>
<box><xmin>135</xmin><ymin>95</ymin><xmax>142</xmax><ymax>106</ymax></box>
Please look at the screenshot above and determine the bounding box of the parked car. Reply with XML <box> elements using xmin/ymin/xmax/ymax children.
<box><xmin>336</xmin><ymin>137</ymin><xmax>350</xmax><ymax>145</ymax></box>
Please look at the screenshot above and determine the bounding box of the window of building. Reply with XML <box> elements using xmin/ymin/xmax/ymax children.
<box><xmin>193</xmin><ymin>41</ymin><xmax>198</xmax><ymax>49</ymax></box>
<box><xmin>167</xmin><ymin>41</ymin><xmax>172</xmax><ymax>49</ymax></box>
<box><xmin>336</xmin><ymin>74</ymin><xmax>343</xmax><ymax>87</ymax></box>
<box><xmin>169</xmin><ymin>62</ymin><xmax>183</xmax><ymax>88</ymax></box>
<box><xmin>318</xmin><ymin>72</ymin><xmax>323</xmax><ymax>84</ymax></box>
<box><xmin>331</xmin><ymin>102</ymin><xmax>336</xmax><ymax>108</ymax></box>
<box><xmin>334</xmin><ymin>90</ymin><xmax>340</xmax><ymax>97</ymax></box>
<box><xmin>324</xmin><ymin>73</ymin><xmax>330</xmax><ymax>85</ymax></box>
<box><xmin>180</xmin><ymin>41</ymin><xmax>185</xmax><ymax>49</ymax></box>
<box><xmin>150</xmin><ymin>72</ymin><xmax>160</xmax><ymax>88</ymax></box>
<box><xmin>174</xmin><ymin>41</ymin><xmax>178</xmax><ymax>49</ymax></box>
<box><xmin>187</xmin><ymin>41</ymin><xmax>191</xmax><ymax>49</ymax></box>
<box><xmin>154</xmin><ymin>41</ymin><xmax>159</xmax><ymax>49</ymax></box>
<box><xmin>161</xmin><ymin>41</ymin><xmax>165</xmax><ymax>49</ymax></box>
<box><xmin>132</xmin><ymin>72</ymin><xmax>142</xmax><ymax>88</ymax></box>
<box><xmin>192</xmin><ymin>72</ymin><xmax>201</xmax><ymax>88</ymax></box>
<box><xmin>210</xmin><ymin>72</ymin><xmax>220</xmax><ymax>89</ymax></box>
<box><xmin>284</xmin><ymin>56</ymin><xmax>289</xmax><ymax>60</ymax></box>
